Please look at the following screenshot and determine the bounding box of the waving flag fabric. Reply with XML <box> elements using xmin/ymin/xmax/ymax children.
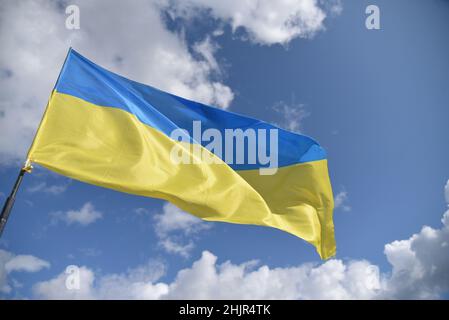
<box><xmin>27</xmin><ymin>48</ymin><xmax>336</xmax><ymax>259</ymax></box>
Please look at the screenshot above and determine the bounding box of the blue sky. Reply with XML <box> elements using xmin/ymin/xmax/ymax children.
<box><xmin>0</xmin><ymin>0</ymin><xmax>448</xmax><ymax>299</ymax></box>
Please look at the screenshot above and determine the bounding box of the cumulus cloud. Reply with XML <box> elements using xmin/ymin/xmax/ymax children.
<box><xmin>166</xmin><ymin>0</ymin><xmax>341</xmax><ymax>45</ymax></box>
<box><xmin>0</xmin><ymin>0</ymin><xmax>233</xmax><ymax>164</ymax></box>
<box><xmin>31</xmin><ymin>250</ymin><xmax>381</xmax><ymax>300</ymax></box>
<box><xmin>153</xmin><ymin>203</ymin><xmax>212</xmax><ymax>257</ymax></box>
<box><xmin>0</xmin><ymin>249</ymin><xmax>49</xmax><ymax>294</ymax></box>
<box><xmin>51</xmin><ymin>202</ymin><xmax>103</xmax><ymax>226</ymax></box>
<box><xmin>32</xmin><ymin>266</ymin><xmax>96</xmax><ymax>299</ymax></box>
<box><xmin>33</xmin><ymin>261</ymin><xmax>166</xmax><ymax>300</ymax></box>
<box><xmin>383</xmin><ymin>212</ymin><xmax>449</xmax><ymax>299</ymax></box>
<box><xmin>166</xmin><ymin>252</ymin><xmax>381</xmax><ymax>299</ymax></box>
<box><xmin>32</xmin><ymin>181</ymin><xmax>449</xmax><ymax>300</ymax></box>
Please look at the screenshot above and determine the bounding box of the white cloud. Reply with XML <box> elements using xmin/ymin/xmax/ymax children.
<box><xmin>166</xmin><ymin>0</ymin><xmax>341</xmax><ymax>45</ymax></box>
<box><xmin>33</xmin><ymin>261</ymin><xmax>167</xmax><ymax>300</ymax></box>
<box><xmin>51</xmin><ymin>202</ymin><xmax>103</xmax><ymax>226</ymax></box>
<box><xmin>0</xmin><ymin>0</ymin><xmax>233</xmax><ymax>164</ymax></box>
<box><xmin>33</xmin><ymin>266</ymin><xmax>96</xmax><ymax>299</ymax></box>
<box><xmin>27</xmin><ymin>182</ymin><xmax>68</xmax><ymax>195</ymax></box>
<box><xmin>166</xmin><ymin>252</ymin><xmax>382</xmax><ymax>299</ymax></box>
<box><xmin>32</xmin><ymin>181</ymin><xmax>449</xmax><ymax>299</ymax></box>
<box><xmin>95</xmin><ymin>261</ymin><xmax>167</xmax><ymax>299</ymax></box>
<box><xmin>383</xmin><ymin>211</ymin><xmax>449</xmax><ymax>299</ymax></box>
<box><xmin>334</xmin><ymin>190</ymin><xmax>351</xmax><ymax>212</ymax></box>
<box><xmin>155</xmin><ymin>203</ymin><xmax>211</xmax><ymax>235</ymax></box>
<box><xmin>193</xmin><ymin>37</ymin><xmax>220</xmax><ymax>74</ymax></box>
<box><xmin>273</xmin><ymin>100</ymin><xmax>309</xmax><ymax>133</ymax></box>
<box><xmin>5</xmin><ymin>255</ymin><xmax>50</xmax><ymax>274</ymax></box>
<box><xmin>158</xmin><ymin>238</ymin><xmax>195</xmax><ymax>257</ymax></box>
<box><xmin>153</xmin><ymin>203</ymin><xmax>212</xmax><ymax>257</ymax></box>
<box><xmin>31</xmin><ymin>250</ymin><xmax>381</xmax><ymax>300</ymax></box>
<box><xmin>0</xmin><ymin>249</ymin><xmax>49</xmax><ymax>294</ymax></box>
<box><xmin>319</xmin><ymin>0</ymin><xmax>344</xmax><ymax>16</ymax></box>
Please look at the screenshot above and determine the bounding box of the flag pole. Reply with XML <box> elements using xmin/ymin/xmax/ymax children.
<box><xmin>0</xmin><ymin>165</ymin><xmax>29</xmax><ymax>237</ymax></box>
<box><xmin>0</xmin><ymin>48</ymin><xmax>72</xmax><ymax>238</ymax></box>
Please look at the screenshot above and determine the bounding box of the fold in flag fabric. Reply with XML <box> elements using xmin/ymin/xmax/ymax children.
<box><xmin>27</xmin><ymin>48</ymin><xmax>336</xmax><ymax>259</ymax></box>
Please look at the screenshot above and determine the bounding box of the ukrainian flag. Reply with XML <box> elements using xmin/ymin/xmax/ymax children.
<box><xmin>27</xmin><ymin>49</ymin><xmax>336</xmax><ymax>259</ymax></box>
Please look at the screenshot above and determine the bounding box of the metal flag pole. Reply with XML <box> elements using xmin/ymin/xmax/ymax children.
<box><xmin>0</xmin><ymin>164</ymin><xmax>30</xmax><ymax>237</ymax></box>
